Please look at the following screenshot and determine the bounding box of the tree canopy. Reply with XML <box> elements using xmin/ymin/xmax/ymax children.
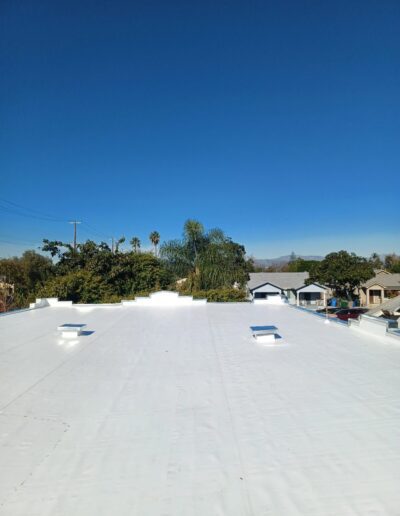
<box><xmin>6</xmin><ymin>222</ymin><xmax>391</xmax><ymax>308</ymax></box>
<box><xmin>309</xmin><ymin>250</ymin><xmax>374</xmax><ymax>298</ymax></box>
<box><xmin>130</xmin><ymin>237</ymin><xmax>141</xmax><ymax>252</ymax></box>
<box><xmin>160</xmin><ymin>219</ymin><xmax>249</xmax><ymax>290</ymax></box>
<box><xmin>38</xmin><ymin>239</ymin><xmax>170</xmax><ymax>303</ymax></box>
<box><xmin>287</xmin><ymin>258</ymin><xmax>320</xmax><ymax>273</ymax></box>
<box><xmin>384</xmin><ymin>253</ymin><xmax>400</xmax><ymax>273</ymax></box>
<box><xmin>0</xmin><ymin>250</ymin><xmax>54</xmax><ymax>308</ymax></box>
<box><xmin>149</xmin><ymin>231</ymin><xmax>160</xmax><ymax>256</ymax></box>
<box><xmin>369</xmin><ymin>252</ymin><xmax>383</xmax><ymax>269</ymax></box>
<box><xmin>0</xmin><ymin>219</ymin><xmax>252</xmax><ymax>308</ymax></box>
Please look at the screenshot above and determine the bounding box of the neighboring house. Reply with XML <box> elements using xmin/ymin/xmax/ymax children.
<box><xmin>367</xmin><ymin>295</ymin><xmax>400</xmax><ymax>319</ymax></box>
<box><xmin>247</xmin><ymin>272</ymin><xmax>328</xmax><ymax>307</ymax></box>
<box><xmin>359</xmin><ymin>271</ymin><xmax>400</xmax><ymax>307</ymax></box>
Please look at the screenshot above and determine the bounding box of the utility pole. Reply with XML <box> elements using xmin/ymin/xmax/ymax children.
<box><xmin>69</xmin><ymin>220</ymin><xmax>81</xmax><ymax>251</ymax></box>
<box><xmin>111</xmin><ymin>237</ymin><xmax>114</xmax><ymax>254</ymax></box>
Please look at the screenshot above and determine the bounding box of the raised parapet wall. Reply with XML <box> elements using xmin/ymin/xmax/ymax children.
<box><xmin>27</xmin><ymin>292</ymin><xmax>206</xmax><ymax>311</ymax></box>
<box><xmin>29</xmin><ymin>298</ymin><xmax>49</xmax><ymax>309</ymax></box>
<box><xmin>29</xmin><ymin>298</ymin><xmax>73</xmax><ymax>309</ymax></box>
<box><xmin>349</xmin><ymin>314</ymin><xmax>398</xmax><ymax>339</ymax></box>
<box><xmin>122</xmin><ymin>291</ymin><xmax>207</xmax><ymax>307</ymax></box>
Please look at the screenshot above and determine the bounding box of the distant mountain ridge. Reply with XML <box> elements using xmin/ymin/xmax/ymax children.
<box><xmin>254</xmin><ymin>255</ymin><xmax>324</xmax><ymax>267</ymax></box>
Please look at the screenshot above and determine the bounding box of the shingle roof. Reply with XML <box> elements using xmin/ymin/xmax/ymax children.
<box><xmin>363</xmin><ymin>272</ymin><xmax>400</xmax><ymax>289</ymax></box>
<box><xmin>247</xmin><ymin>272</ymin><xmax>309</xmax><ymax>291</ymax></box>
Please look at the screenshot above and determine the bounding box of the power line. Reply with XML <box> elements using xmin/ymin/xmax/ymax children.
<box><xmin>0</xmin><ymin>198</ymin><xmax>66</xmax><ymax>222</ymax></box>
<box><xmin>0</xmin><ymin>205</ymin><xmax>64</xmax><ymax>223</ymax></box>
<box><xmin>0</xmin><ymin>198</ymin><xmax>111</xmax><ymax>238</ymax></box>
<box><xmin>0</xmin><ymin>197</ymin><xmax>114</xmax><ymax>247</ymax></box>
<box><xmin>81</xmin><ymin>222</ymin><xmax>111</xmax><ymax>240</ymax></box>
<box><xmin>0</xmin><ymin>197</ymin><xmax>64</xmax><ymax>220</ymax></box>
<box><xmin>0</xmin><ymin>237</ymin><xmax>41</xmax><ymax>246</ymax></box>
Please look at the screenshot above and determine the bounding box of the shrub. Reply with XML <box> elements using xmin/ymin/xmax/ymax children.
<box><xmin>39</xmin><ymin>270</ymin><xmax>112</xmax><ymax>304</ymax></box>
<box><xmin>190</xmin><ymin>288</ymin><xmax>248</xmax><ymax>302</ymax></box>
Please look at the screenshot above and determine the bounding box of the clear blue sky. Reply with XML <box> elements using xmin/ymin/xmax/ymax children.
<box><xmin>1</xmin><ymin>0</ymin><xmax>399</xmax><ymax>258</ymax></box>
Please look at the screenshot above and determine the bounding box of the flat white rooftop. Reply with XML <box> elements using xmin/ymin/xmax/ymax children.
<box><xmin>1</xmin><ymin>302</ymin><xmax>400</xmax><ymax>515</ymax></box>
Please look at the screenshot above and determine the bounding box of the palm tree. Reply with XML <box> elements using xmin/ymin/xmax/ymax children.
<box><xmin>114</xmin><ymin>236</ymin><xmax>125</xmax><ymax>253</ymax></box>
<box><xmin>130</xmin><ymin>237</ymin><xmax>141</xmax><ymax>253</ymax></box>
<box><xmin>149</xmin><ymin>231</ymin><xmax>160</xmax><ymax>256</ymax></box>
<box><xmin>160</xmin><ymin>220</ymin><xmax>248</xmax><ymax>291</ymax></box>
<box><xmin>183</xmin><ymin>219</ymin><xmax>204</xmax><ymax>258</ymax></box>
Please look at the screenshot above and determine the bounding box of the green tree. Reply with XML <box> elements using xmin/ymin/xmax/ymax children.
<box><xmin>245</xmin><ymin>256</ymin><xmax>257</xmax><ymax>273</ymax></box>
<box><xmin>149</xmin><ymin>231</ymin><xmax>160</xmax><ymax>256</ymax></box>
<box><xmin>183</xmin><ymin>219</ymin><xmax>205</xmax><ymax>258</ymax></box>
<box><xmin>369</xmin><ymin>252</ymin><xmax>383</xmax><ymax>269</ymax></box>
<box><xmin>161</xmin><ymin>219</ymin><xmax>249</xmax><ymax>291</ymax></box>
<box><xmin>114</xmin><ymin>236</ymin><xmax>125</xmax><ymax>253</ymax></box>
<box><xmin>34</xmin><ymin>221</ymin><xmax>252</xmax><ymax>305</ymax></box>
<box><xmin>309</xmin><ymin>250</ymin><xmax>374</xmax><ymax>299</ymax></box>
<box><xmin>42</xmin><ymin>239</ymin><xmax>70</xmax><ymax>258</ymax></box>
<box><xmin>190</xmin><ymin>288</ymin><xmax>248</xmax><ymax>302</ymax></box>
<box><xmin>39</xmin><ymin>270</ymin><xmax>112</xmax><ymax>304</ymax></box>
<box><xmin>287</xmin><ymin>258</ymin><xmax>320</xmax><ymax>273</ymax></box>
<box><xmin>130</xmin><ymin>237</ymin><xmax>141</xmax><ymax>253</ymax></box>
<box><xmin>40</xmin><ymin>238</ymin><xmax>172</xmax><ymax>303</ymax></box>
<box><xmin>42</xmin><ymin>239</ymin><xmax>113</xmax><ymax>275</ymax></box>
<box><xmin>197</xmin><ymin>240</ymin><xmax>248</xmax><ymax>290</ymax></box>
<box><xmin>0</xmin><ymin>250</ymin><xmax>54</xmax><ymax>307</ymax></box>
<box><xmin>384</xmin><ymin>253</ymin><xmax>400</xmax><ymax>272</ymax></box>
<box><xmin>107</xmin><ymin>252</ymin><xmax>170</xmax><ymax>296</ymax></box>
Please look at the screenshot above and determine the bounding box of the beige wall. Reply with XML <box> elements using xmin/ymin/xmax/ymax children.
<box><xmin>360</xmin><ymin>285</ymin><xmax>400</xmax><ymax>307</ymax></box>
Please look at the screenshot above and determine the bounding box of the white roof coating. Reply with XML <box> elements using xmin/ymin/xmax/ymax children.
<box><xmin>1</xmin><ymin>301</ymin><xmax>400</xmax><ymax>515</ymax></box>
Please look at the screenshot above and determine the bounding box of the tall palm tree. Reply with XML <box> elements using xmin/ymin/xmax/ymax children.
<box><xmin>149</xmin><ymin>231</ymin><xmax>160</xmax><ymax>256</ymax></box>
<box><xmin>161</xmin><ymin>220</ymin><xmax>247</xmax><ymax>291</ymax></box>
<box><xmin>130</xmin><ymin>237</ymin><xmax>141</xmax><ymax>253</ymax></box>
<box><xmin>114</xmin><ymin>236</ymin><xmax>125</xmax><ymax>253</ymax></box>
<box><xmin>183</xmin><ymin>219</ymin><xmax>204</xmax><ymax>258</ymax></box>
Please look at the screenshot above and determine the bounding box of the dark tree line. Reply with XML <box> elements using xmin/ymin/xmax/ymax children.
<box><xmin>2</xmin><ymin>220</ymin><xmax>397</xmax><ymax>309</ymax></box>
<box><xmin>0</xmin><ymin>220</ymin><xmax>250</xmax><ymax>308</ymax></box>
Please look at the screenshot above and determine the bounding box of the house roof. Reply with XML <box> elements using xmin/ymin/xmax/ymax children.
<box><xmin>363</xmin><ymin>271</ymin><xmax>400</xmax><ymax>289</ymax></box>
<box><xmin>367</xmin><ymin>294</ymin><xmax>400</xmax><ymax>315</ymax></box>
<box><xmin>1</xmin><ymin>297</ymin><xmax>399</xmax><ymax>514</ymax></box>
<box><xmin>296</xmin><ymin>282</ymin><xmax>327</xmax><ymax>292</ymax></box>
<box><xmin>248</xmin><ymin>271</ymin><xmax>310</xmax><ymax>291</ymax></box>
